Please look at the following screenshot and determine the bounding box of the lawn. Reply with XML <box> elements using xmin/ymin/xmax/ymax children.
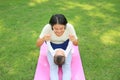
<box><xmin>0</xmin><ymin>0</ymin><xmax>120</xmax><ymax>80</ymax></box>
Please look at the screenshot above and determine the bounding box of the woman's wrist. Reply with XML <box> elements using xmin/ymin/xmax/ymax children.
<box><xmin>72</xmin><ymin>39</ymin><xmax>78</xmax><ymax>46</ymax></box>
<box><xmin>42</xmin><ymin>37</ymin><xmax>45</xmax><ymax>42</ymax></box>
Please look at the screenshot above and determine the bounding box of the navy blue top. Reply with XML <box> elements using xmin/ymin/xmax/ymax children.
<box><xmin>50</xmin><ymin>39</ymin><xmax>69</xmax><ymax>50</ymax></box>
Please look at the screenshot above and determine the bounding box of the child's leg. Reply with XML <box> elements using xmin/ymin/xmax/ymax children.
<box><xmin>62</xmin><ymin>52</ymin><xmax>72</xmax><ymax>80</ymax></box>
<box><xmin>47</xmin><ymin>51</ymin><xmax>59</xmax><ymax>80</ymax></box>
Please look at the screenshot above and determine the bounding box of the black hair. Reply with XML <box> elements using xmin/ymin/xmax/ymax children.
<box><xmin>49</xmin><ymin>14</ymin><xmax>68</xmax><ymax>30</ymax></box>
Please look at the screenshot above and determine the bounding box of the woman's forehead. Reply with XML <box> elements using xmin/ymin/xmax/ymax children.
<box><xmin>53</xmin><ymin>24</ymin><xmax>65</xmax><ymax>28</ymax></box>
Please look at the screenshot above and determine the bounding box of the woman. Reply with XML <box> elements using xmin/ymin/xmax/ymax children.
<box><xmin>36</xmin><ymin>14</ymin><xmax>78</xmax><ymax>80</ymax></box>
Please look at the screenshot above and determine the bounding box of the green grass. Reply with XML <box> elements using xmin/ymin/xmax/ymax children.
<box><xmin>0</xmin><ymin>0</ymin><xmax>120</xmax><ymax>80</ymax></box>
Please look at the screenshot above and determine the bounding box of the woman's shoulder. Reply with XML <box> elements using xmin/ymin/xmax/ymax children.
<box><xmin>66</xmin><ymin>23</ymin><xmax>74</xmax><ymax>28</ymax></box>
<box><xmin>43</xmin><ymin>24</ymin><xmax>51</xmax><ymax>30</ymax></box>
<box><xmin>66</xmin><ymin>23</ymin><xmax>74</xmax><ymax>29</ymax></box>
<box><xmin>44</xmin><ymin>24</ymin><xmax>51</xmax><ymax>28</ymax></box>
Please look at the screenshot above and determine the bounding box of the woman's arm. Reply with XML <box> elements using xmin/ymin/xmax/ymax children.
<box><xmin>36</xmin><ymin>37</ymin><xmax>45</xmax><ymax>47</ymax></box>
<box><xmin>36</xmin><ymin>34</ymin><xmax>51</xmax><ymax>47</ymax></box>
<box><xmin>69</xmin><ymin>34</ymin><xmax>78</xmax><ymax>46</ymax></box>
<box><xmin>36</xmin><ymin>24</ymin><xmax>51</xmax><ymax>47</ymax></box>
<box><xmin>67</xmin><ymin>23</ymin><xmax>78</xmax><ymax>46</ymax></box>
<box><xmin>72</xmin><ymin>39</ymin><xmax>78</xmax><ymax>46</ymax></box>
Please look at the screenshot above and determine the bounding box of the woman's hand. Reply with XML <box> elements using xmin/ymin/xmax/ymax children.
<box><xmin>69</xmin><ymin>34</ymin><xmax>76</xmax><ymax>42</ymax></box>
<box><xmin>43</xmin><ymin>34</ymin><xmax>51</xmax><ymax>41</ymax></box>
<box><xmin>36</xmin><ymin>34</ymin><xmax>51</xmax><ymax>47</ymax></box>
<box><xmin>69</xmin><ymin>34</ymin><xmax>78</xmax><ymax>46</ymax></box>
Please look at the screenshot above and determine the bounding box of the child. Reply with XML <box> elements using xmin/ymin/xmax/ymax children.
<box><xmin>36</xmin><ymin>14</ymin><xmax>78</xmax><ymax>80</ymax></box>
<box><xmin>46</xmin><ymin>40</ymin><xmax>72</xmax><ymax>66</ymax></box>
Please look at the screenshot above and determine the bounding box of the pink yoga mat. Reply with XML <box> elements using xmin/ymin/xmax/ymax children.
<box><xmin>34</xmin><ymin>43</ymin><xmax>85</xmax><ymax>80</ymax></box>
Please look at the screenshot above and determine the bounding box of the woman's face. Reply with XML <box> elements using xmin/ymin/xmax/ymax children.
<box><xmin>53</xmin><ymin>24</ymin><xmax>65</xmax><ymax>36</ymax></box>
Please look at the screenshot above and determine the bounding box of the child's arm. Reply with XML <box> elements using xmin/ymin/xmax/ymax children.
<box><xmin>64</xmin><ymin>41</ymin><xmax>72</xmax><ymax>57</ymax></box>
<box><xmin>46</xmin><ymin>41</ymin><xmax>55</xmax><ymax>56</ymax></box>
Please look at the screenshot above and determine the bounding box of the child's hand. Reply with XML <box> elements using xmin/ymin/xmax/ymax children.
<box><xmin>43</xmin><ymin>34</ymin><xmax>51</xmax><ymax>41</ymax></box>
